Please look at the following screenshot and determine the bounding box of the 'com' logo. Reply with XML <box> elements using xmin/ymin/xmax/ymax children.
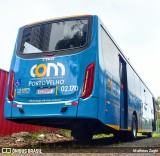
<box><xmin>30</xmin><ymin>62</ymin><xmax>65</xmax><ymax>78</ymax></box>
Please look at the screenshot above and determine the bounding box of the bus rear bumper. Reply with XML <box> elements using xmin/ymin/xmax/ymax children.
<box><xmin>4</xmin><ymin>97</ymin><xmax>99</xmax><ymax>120</ymax></box>
<box><xmin>4</xmin><ymin>99</ymin><xmax>78</xmax><ymax>119</ymax></box>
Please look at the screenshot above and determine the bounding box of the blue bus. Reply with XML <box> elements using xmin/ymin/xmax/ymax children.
<box><xmin>4</xmin><ymin>15</ymin><xmax>156</xmax><ymax>141</ymax></box>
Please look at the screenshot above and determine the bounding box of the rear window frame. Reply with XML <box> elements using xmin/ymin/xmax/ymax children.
<box><xmin>16</xmin><ymin>16</ymin><xmax>93</xmax><ymax>59</ymax></box>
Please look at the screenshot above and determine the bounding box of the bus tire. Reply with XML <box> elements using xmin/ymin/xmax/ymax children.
<box><xmin>73</xmin><ymin>132</ymin><xmax>93</xmax><ymax>142</ymax></box>
<box><xmin>129</xmin><ymin>115</ymin><xmax>137</xmax><ymax>141</ymax></box>
<box><xmin>147</xmin><ymin>132</ymin><xmax>152</xmax><ymax>138</ymax></box>
<box><xmin>114</xmin><ymin>131</ymin><xmax>129</xmax><ymax>141</ymax></box>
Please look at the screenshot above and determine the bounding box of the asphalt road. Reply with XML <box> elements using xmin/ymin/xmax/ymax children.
<box><xmin>0</xmin><ymin>133</ymin><xmax>160</xmax><ymax>155</ymax></box>
<box><xmin>39</xmin><ymin>136</ymin><xmax>160</xmax><ymax>154</ymax></box>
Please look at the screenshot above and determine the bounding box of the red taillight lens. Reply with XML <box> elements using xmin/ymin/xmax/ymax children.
<box><xmin>81</xmin><ymin>63</ymin><xmax>95</xmax><ymax>99</ymax></box>
<box><xmin>8</xmin><ymin>70</ymin><xmax>14</xmax><ymax>101</ymax></box>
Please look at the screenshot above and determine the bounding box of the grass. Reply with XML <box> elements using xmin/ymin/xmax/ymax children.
<box><xmin>3</xmin><ymin>154</ymin><xmax>14</xmax><ymax>156</ymax></box>
<box><xmin>153</xmin><ymin>133</ymin><xmax>160</xmax><ymax>138</ymax></box>
<box><xmin>53</xmin><ymin>129</ymin><xmax>115</xmax><ymax>139</ymax></box>
<box><xmin>137</xmin><ymin>132</ymin><xmax>160</xmax><ymax>138</ymax></box>
<box><xmin>137</xmin><ymin>133</ymin><xmax>143</xmax><ymax>136</ymax></box>
<box><xmin>53</xmin><ymin>129</ymin><xmax>160</xmax><ymax>139</ymax></box>
<box><xmin>93</xmin><ymin>133</ymin><xmax>113</xmax><ymax>138</ymax></box>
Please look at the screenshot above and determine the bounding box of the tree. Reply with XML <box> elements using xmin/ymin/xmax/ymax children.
<box><xmin>155</xmin><ymin>97</ymin><xmax>160</xmax><ymax>111</ymax></box>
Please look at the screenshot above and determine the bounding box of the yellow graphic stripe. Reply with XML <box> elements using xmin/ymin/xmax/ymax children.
<box><xmin>14</xmin><ymin>89</ymin><xmax>16</xmax><ymax>97</ymax></box>
<box><xmin>106</xmin><ymin>124</ymin><xmax>132</xmax><ymax>131</ymax></box>
<box><xmin>56</xmin><ymin>86</ymin><xmax>58</xmax><ymax>95</ymax></box>
<box><xmin>106</xmin><ymin>126</ymin><xmax>152</xmax><ymax>132</ymax></box>
<box><xmin>138</xmin><ymin>129</ymin><xmax>152</xmax><ymax>133</ymax></box>
<box><xmin>106</xmin><ymin>124</ymin><xmax>120</xmax><ymax>130</ymax></box>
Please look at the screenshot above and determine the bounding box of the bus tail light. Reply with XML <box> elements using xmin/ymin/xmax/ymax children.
<box><xmin>8</xmin><ymin>70</ymin><xmax>14</xmax><ymax>101</ymax></box>
<box><xmin>81</xmin><ymin>63</ymin><xmax>95</xmax><ymax>99</ymax></box>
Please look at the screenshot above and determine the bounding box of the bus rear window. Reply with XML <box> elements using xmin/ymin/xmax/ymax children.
<box><xmin>20</xmin><ymin>19</ymin><xmax>88</xmax><ymax>54</ymax></box>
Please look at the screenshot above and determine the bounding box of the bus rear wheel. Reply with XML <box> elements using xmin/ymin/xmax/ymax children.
<box><xmin>129</xmin><ymin>115</ymin><xmax>137</xmax><ymax>141</ymax></box>
<box><xmin>147</xmin><ymin>132</ymin><xmax>152</xmax><ymax>138</ymax></box>
<box><xmin>73</xmin><ymin>132</ymin><xmax>93</xmax><ymax>142</ymax></box>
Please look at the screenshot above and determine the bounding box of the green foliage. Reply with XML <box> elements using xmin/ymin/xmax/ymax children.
<box><xmin>93</xmin><ymin>133</ymin><xmax>113</xmax><ymax>138</ymax></box>
<box><xmin>3</xmin><ymin>154</ymin><xmax>14</xmax><ymax>156</ymax></box>
<box><xmin>155</xmin><ymin>99</ymin><xmax>160</xmax><ymax>111</ymax></box>
<box><xmin>153</xmin><ymin>133</ymin><xmax>160</xmax><ymax>138</ymax></box>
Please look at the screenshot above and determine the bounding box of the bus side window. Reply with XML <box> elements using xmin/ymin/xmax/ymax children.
<box><xmin>127</xmin><ymin>65</ymin><xmax>135</xmax><ymax>94</ymax></box>
<box><xmin>100</xmin><ymin>26</ymin><xmax>119</xmax><ymax>81</ymax></box>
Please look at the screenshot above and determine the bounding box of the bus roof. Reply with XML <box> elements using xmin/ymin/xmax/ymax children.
<box><xmin>26</xmin><ymin>15</ymin><xmax>92</xmax><ymax>26</ymax></box>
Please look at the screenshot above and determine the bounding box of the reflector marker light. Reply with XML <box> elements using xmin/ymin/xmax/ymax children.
<box><xmin>12</xmin><ymin>104</ymin><xmax>17</xmax><ymax>108</ymax></box>
<box><xmin>81</xmin><ymin>63</ymin><xmax>95</xmax><ymax>99</ymax></box>
<box><xmin>71</xmin><ymin>102</ymin><xmax>78</xmax><ymax>106</ymax></box>
<box><xmin>8</xmin><ymin>70</ymin><xmax>15</xmax><ymax>101</ymax></box>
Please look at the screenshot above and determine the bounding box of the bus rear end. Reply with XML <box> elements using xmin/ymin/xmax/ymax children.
<box><xmin>4</xmin><ymin>15</ymin><xmax>99</xmax><ymax>140</ymax></box>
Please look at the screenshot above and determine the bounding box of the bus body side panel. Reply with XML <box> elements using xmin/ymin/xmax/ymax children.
<box><xmin>127</xmin><ymin>64</ymin><xmax>154</xmax><ymax>133</ymax></box>
<box><xmin>104</xmin><ymin>74</ymin><xmax>120</xmax><ymax>128</ymax></box>
<box><xmin>96</xmin><ymin>18</ymin><xmax>106</xmax><ymax>125</ymax></box>
<box><xmin>97</xmin><ymin>18</ymin><xmax>121</xmax><ymax>129</ymax></box>
<box><xmin>127</xmin><ymin>91</ymin><xmax>142</xmax><ymax>130</ymax></box>
<box><xmin>127</xmin><ymin>92</ymin><xmax>133</xmax><ymax>130</ymax></box>
<box><xmin>98</xmin><ymin>66</ymin><xmax>121</xmax><ymax>129</ymax></box>
<box><xmin>127</xmin><ymin>63</ymin><xmax>143</xmax><ymax>132</ymax></box>
<box><xmin>78</xmin><ymin>98</ymin><xmax>98</xmax><ymax>118</ymax></box>
<box><xmin>141</xmin><ymin>90</ymin><xmax>154</xmax><ymax>133</ymax></box>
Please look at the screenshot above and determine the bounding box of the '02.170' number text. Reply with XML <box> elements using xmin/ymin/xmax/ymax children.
<box><xmin>61</xmin><ymin>85</ymin><xmax>78</xmax><ymax>92</ymax></box>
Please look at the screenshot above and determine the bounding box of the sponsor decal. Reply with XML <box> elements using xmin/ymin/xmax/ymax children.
<box><xmin>28</xmin><ymin>79</ymin><xmax>64</xmax><ymax>86</ymax></box>
<box><xmin>27</xmin><ymin>62</ymin><xmax>79</xmax><ymax>95</ymax></box>
<box><xmin>37</xmin><ymin>88</ymin><xmax>55</xmax><ymax>94</ymax></box>
<box><xmin>107</xmin><ymin>77</ymin><xmax>112</xmax><ymax>94</ymax></box>
<box><xmin>17</xmin><ymin>88</ymin><xmax>30</xmax><ymax>94</ymax></box>
<box><xmin>29</xmin><ymin>99</ymin><xmax>62</xmax><ymax>103</ymax></box>
<box><xmin>30</xmin><ymin>62</ymin><xmax>65</xmax><ymax>78</ymax></box>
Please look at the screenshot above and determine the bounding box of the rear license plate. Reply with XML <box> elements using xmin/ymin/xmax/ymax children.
<box><xmin>37</xmin><ymin>88</ymin><xmax>55</xmax><ymax>94</ymax></box>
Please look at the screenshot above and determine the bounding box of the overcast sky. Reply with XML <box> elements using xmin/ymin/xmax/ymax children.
<box><xmin>0</xmin><ymin>0</ymin><xmax>160</xmax><ymax>97</ymax></box>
